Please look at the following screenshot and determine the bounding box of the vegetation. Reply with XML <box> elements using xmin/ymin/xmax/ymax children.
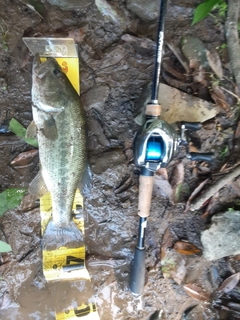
<box><xmin>0</xmin><ymin>188</ymin><xmax>27</xmax><ymax>217</ymax></box>
<box><xmin>192</xmin><ymin>0</ymin><xmax>227</xmax><ymax>25</ymax></box>
<box><xmin>0</xmin><ymin>240</ymin><xmax>12</xmax><ymax>253</ymax></box>
<box><xmin>9</xmin><ymin>118</ymin><xmax>38</xmax><ymax>148</ymax></box>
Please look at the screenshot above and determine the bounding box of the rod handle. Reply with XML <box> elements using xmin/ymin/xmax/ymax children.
<box><xmin>189</xmin><ymin>152</ymin><xmax>214</xmax><ymax>162</ymax></box>
<box><xmin>138</xmin><ymin>174</ymin><xmax>154</xmax><ymax>218</ymax></box>
<box><xmin>130</xmin><ymin>247</ymin><xmax>145</xmax><ymax>296</ymax></box>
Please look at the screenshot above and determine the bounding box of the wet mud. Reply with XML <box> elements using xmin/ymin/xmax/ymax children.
<box><xmin>1</xmin><ymin>0</ymin><xmax>240</xmax><ymax>319</ymax></box>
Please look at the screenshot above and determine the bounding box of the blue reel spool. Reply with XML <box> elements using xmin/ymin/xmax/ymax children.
<box><xmin>146</xmin><ymin>138</ymin><xmax>163</xmax><ymax>161</ymax></box>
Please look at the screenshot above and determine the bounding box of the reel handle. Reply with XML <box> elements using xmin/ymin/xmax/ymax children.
<box><xmin>189</xmin><ymin>152</ymin><xmax>214</xmax><ymax>162</ymax></box>
<box><xmin>181</xmin><ymin>121</ymin><xmax>202</xmax><ymax>131</ymax></box>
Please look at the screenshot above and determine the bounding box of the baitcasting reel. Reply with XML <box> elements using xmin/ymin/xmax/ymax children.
<box><xmin>134</xmin><ymin>118</ymin><xmax>214</xmax><ymax>172</ymax></box>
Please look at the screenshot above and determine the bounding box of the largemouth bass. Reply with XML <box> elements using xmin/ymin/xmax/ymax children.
<box><xmin>29</xmin><ymin>54</ymin><xmax>90</xmax><ymax>249</ymax></box>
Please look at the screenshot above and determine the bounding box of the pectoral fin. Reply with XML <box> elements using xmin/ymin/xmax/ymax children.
<box><xmin>79</xmin><ymin>163</ymin><xmax>92</xmax><ymax>197</ymax></box>
<box><xmin>28</xmin><ymin>170</ymin><xmax>48</xmax><ymax>198</ymax></box>
<box><xmin>42</xmin><ymin>115</ymin><xmax>58</xmax><ymax>140</ymax></box>
<box><xmin>26</xmin><ymin>120</ymin><xmax>38</xmax><ymax>139</ymax></box>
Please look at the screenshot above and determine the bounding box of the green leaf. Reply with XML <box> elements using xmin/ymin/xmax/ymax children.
<box><xmin>192</xmin><ymin>0</ymin><xmax>221</xmax><ymax>25</ymax></box>
<box><xmin>0</xmin><ymin>188</ymin><xmax>27</xmax><ymax>216</ymax></box>
<box><xmin>0</xmin><ymin>241</ymin><xmax>12</xmax><ymax>253</ymax></box>
<box><xmin>9</xmin><ymin>118</ymin><xmax>38</xmax><ymax>148</ymax></box>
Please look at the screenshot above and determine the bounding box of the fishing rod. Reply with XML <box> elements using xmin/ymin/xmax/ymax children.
<box><xmin>129</xmin><ymin>0</ymin><xmax>213</xmax><ymax>296</ymax></box>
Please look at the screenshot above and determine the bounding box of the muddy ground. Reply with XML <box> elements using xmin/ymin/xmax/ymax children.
<box><xmin>1</xmin><ymin>0</ymin><xmax>240</xmax><ymax>319</ymax></box>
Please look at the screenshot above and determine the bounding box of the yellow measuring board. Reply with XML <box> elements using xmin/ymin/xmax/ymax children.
<box><xmin>40</xmin><ymin>189</ymin><xmax>90</xmax><ymax>281</ymax></box>
<box><xmin>56</xmin><ymin>303</ymin><xmax>100</xmax><ymax>320</ymax></box>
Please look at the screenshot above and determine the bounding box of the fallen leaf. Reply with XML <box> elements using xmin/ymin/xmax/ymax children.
<box><xmin>202</xmin><ymin>191</ymin><xmax>219</xmax><ymax>218</ymax></box>
<box><xmin>206</xmin><ymin>49</ymin><xmax>223</xmax><ymax>79</ymax></box>
<box><xmin>170</xmin><ymin>162</ymin><xmax>185</xmax><ymax>203</ymax></box>
<box><xmin>184</xmin><ymin>283</ymin><xmax>211</xmax><ymax>302</ymax></box>
<box><xmin>217</xmin><ymin>273</ymin><xmax>240</xmax><ymax>294</ymax></box>
<box><xmin>181</xmin><ymin>36</ymin><xmax>208</xmax><ymax>69</ymax></box>
<box><xmin>158</xmin><ymin>84</ymin><xmax>219</xmax><ymax>124</ymax></box>
<box><xmin>210</xmin><ymin>84</ymin><xmax>230</xmax><ymax>111</ymax></box>
<box><xmin>160</xmin><ymin>227</ymin><xmax>178</xmax><ymax>260</ymax></box>
<box><xmin>162</xmin><ymin>249</ymin><xmax>186</xmax><ymax>285</ymax></box>
<box><xmin>11</xmin><ymin>149</ymin><xmax>38</xmax><ymax>168</ymax></box>
<box><xmin>134</xmin><ymin>83</ymin><xmax>219</xmax><ymax>126</ymax></box>
<box><xmin>174</xmin><ymin>241</ymin><xmax>202</xmax><ymax>255</ymax></box>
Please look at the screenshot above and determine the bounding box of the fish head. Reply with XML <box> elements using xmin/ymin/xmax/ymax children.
<box><xmin>32</xmin><ymin>54</ymin><xmax>76</xmax><ymax>113</ymax></box>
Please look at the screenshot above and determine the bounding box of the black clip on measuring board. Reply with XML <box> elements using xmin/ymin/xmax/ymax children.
<box><xmin>129</xmin><ymin>0</ymin><xmax>214</xmax><ymax>296</ymax></box>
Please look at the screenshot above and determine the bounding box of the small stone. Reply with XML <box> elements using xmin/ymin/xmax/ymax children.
<box><xmin>201</xmin><ymin>211</ymin><xmax>240</xmax><ymax>260</ymax></box>
<box><xmin>126</xmin><ymin>0</ymin><xmax>159</xmax><ymax>22</ymax></box>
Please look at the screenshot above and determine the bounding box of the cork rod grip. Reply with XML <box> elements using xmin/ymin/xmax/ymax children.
<box><xmin>137</xmin><ymin>175</ymin><xmax>154</xmax><ymax>218</ymax></box>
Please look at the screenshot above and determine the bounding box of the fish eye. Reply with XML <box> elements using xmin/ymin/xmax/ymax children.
<box><xmin>53</xmin><ymin>68</ymin><xmax>62</xmax><ymax>76</ymax></box>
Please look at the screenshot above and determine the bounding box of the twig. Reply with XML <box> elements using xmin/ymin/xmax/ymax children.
<box><xmin>189</xmin><ymin>164</ymin><xmax>240</xmax><ymax>211</ymax></box>
<box><xmin>219</xmin><ymin>86</ymin><xmax>240</xmax><ymax>103</ymax></box>
<box><xmin>225</xmin><ymin>0</ymin><xmax>240</xmax><ymax>96</ymax></box>
<box><xmin>166</xmin><ymin>41</ymin><xmax>190</xmax><ymax>74</ymax></box>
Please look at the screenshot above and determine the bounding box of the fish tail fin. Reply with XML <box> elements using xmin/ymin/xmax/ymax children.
<box><xmin>42</xmin><ymin>219</ymin><xmax>84</xmax><ymax>251</ymax></box>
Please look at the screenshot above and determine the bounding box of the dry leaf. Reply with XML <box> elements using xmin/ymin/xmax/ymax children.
<box><xmin>160</xmin><ymin>227</ymin><xmax>178</xmax><ymax>260</ymax></box>
<box><xmin>158</xmin><ymin>84</ymin><xmax>219</xmax><ymax>124</ymax></box>
<box><xmin>174</xmin><ymin>241</ymin><xmax>202</xmax><ymax>255</ymax></box>
<box><xmin>11</xmin><ymin>150</ymin><xmax>38</xmax><ymax>168</ymax></box>
<box><xmin>210</xmin><ymin>85</ymin><xmax>230</xmax><ymax>111</ymax></box>
<box><xmin>184</xmin><ymin>283</ymin><xmax>211</xmax><ymax>302</ymax></box>
<box><xmin>206</xmin><ymin>49</ymin><xmax>223</xmax><ymax>79</ymax></box>
<box><xmin>162</xmin><ymin>249</ymin><xmax>186</xmax><ymax>285</ymax></box>
<box><xmin>202</xmin><ymin>191</ymin><xmax>219</xmax><ymax>218</ymax></box>
<box><xmin>170</xmin><ymin>162</ymin><xmax>185</xmax><ymax>203</ymax></box>
<box><xmin>217</xmin><ymin>272</ymin><xmax>240</xmax><ymax>294</ymax></box>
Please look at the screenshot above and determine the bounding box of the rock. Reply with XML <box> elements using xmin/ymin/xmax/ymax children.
<box><xmin>47</xmin><ymin>0</ymin><xmax>93</xmax><ymax>10</ymax></box>
<box><xmin>201</xmin><ymin>211</ymin><xmax>240</xmax><ymax>260</ymax></box>
<box><xmin>134</xmin><ymin>83</ymin><xmax>219</xmax><ymax>125</ymax></box>
<box><xmin>81</xmin><ymin>85</ymin><xmax>110</xmax><ymax>112</ymax></box>
<box><xmin>95</xmin><ymin>0</ymin><xmax>124</xmax><ymax>25</ymax></box>
<box><xmin>126</xmin><ymin>0</ymin><xmax>159</xmax><ymax>22</ymax></box>
<box><xmin>121</xmin><ymin>34</ymin><xmax>156</xmax><ymax>55</ymax></box>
